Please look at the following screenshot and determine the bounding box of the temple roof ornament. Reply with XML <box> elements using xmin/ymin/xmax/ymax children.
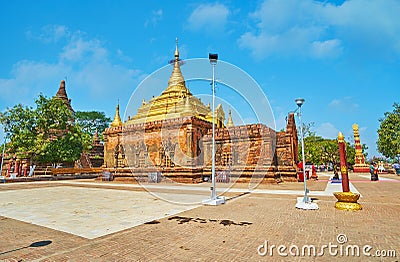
<box><xmin>352</xmin><ymin>123</ymin><xmax>369</xmax><ymax>171</ymax></box>
<box><xmin>126</xmin><ymin>38</ymin><xmax>223</xmax><ymax>125</ymax></box>
<box><xmin>206</xmin><ymin>104</ymin><xmax>226</xmax><ymax>128</ymax></box>
<box><xmin>110</xmin><ymin>101</ymin><xmax>123</xmax><ymax>127</ymax></box>
<box><xmin>352</xmin><ymin>123</ymin><xmax>359</xmax><ymax>135</ymax></box>
<box><xmin>165</xmin><ymin>37</ymin><xmax>190</xmax><ymax>95</ymax></box>
<box><xmin>55</xmin><ymin>80</ymin><xmax>74</xmax><ymax>113</ymax></box>
<box><xmin>226</xmin><ymin>109</ymin><xmax>234</xmax><ymax>127</ymax></box>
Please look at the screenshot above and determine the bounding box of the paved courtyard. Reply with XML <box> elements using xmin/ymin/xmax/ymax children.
<box><xmin>0</xmin><ymin>172</ymin><xmax>399</xmax><ymax>261</ymax></box>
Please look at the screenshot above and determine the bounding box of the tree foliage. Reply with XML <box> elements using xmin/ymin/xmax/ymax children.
<box><xmin>377</xmin><ymin>103</ymin><xmax>400</xmax><ymax>159</ymax></box>
<box><xmin>0</xmin><ymin>94</ymin><xmax>91</xmax><ymax>165</ymax></box>
<box><xmin>0</xmin><ymin>104</ymin><xmax>36</xmax><ymax>158</ymax></box>
<box><xmin>299</xmin><ymin>134</ymin><xmax>359</xmax><ymax>169</ymax></box>
<box><xmin>74</xmin><ymin>111</ymin><xmax>111</xmax><ymax>135</ymax></box>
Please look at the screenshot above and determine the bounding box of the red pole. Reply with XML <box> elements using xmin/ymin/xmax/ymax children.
<box><xmin>15</xmin><ymin>160</ymin><xmax>20</xmax><ymax>177</ymax></box>
<box><xmin>338</xmin><ymin>132</ymin><xmax>350</xmax><ymax>192</ymax></box>
<box><xmin>23</xmin><ymin>162</ymin><xmax>28</xmax><ymax>177</ymax></box>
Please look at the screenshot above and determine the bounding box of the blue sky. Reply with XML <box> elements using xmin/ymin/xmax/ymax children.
<box><xmin>1</xmin><ymin>0</ymin><xmax>399</xmax><ymax>158</ymax></box>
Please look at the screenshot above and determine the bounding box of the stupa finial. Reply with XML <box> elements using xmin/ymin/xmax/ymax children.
<box><xmin>226</xmin><ymin>109</ymin><xmax>234</xmax><ymax>127</ymax></box>
<box><xmin>175</xmin><ymin>37</ymin><xmax>179</xmax><ymax>59</ymax></box>
<box><xmin>110</xmin><ymin>100</ymin><xmax>122</xmax><ymax>127</ymax></box>
<box><xmin>168</xmin><ymin>38</ymin><xmax>185</xmax><ymax>88</ymax></box>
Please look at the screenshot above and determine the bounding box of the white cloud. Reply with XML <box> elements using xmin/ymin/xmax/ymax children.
<box><xmin>0</xmin><ymin>60</ymin><xmax>69</xmax><ymax>107</ymax></box>
<box><xmin>60</xmin><ymin>35</ymin><xmax>107</xmax><ymax>62</ymax></box>
<box><xmin>144</xmin><ymin>9</ymin><xmax>163</xmax><ymax>27</ymax></box>
<box><xmin>311</xmin><ymin>39</ymin><xmax>343</xmax><ymax>58</ymax></box>
<box><xmin>315</xmin><ymin>122</ymin><xmax>339</xmax><ymax>139</ymax></box>
<box><xmin>117</xmin><ymin>49</ymin><xmax>133</xmax><ymax>63</ymax></box>
<box><xmin>328</xmin><ymin>96</ymin><xmax>359</xmax><ymax>112</ymax></box>
<box><xmin>239</xmin><ymin>0</ymin><xmax>400</xmax><ymax>59</ymax></box>
<box><xmin>0</xmin><ymin>25</ymin><xmax>143</xmax><ymax>117</ymax></box>
<box><xmin>26</xmin><ymin>25</ymin><xmax>70</xmax><ymax>43</ymax></box>
<box><xmin>187</xmin><ymin>4</ymin><xmax>229</xmax><ymax>34</ymax></box>
<box><xmin>323</xmin><ymin>0</ymin><xmax>400</xmax><ymax>57</ymax></box>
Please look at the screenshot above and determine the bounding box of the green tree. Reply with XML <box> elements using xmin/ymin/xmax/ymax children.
<box><xmin>377</xmin><ymin>103</ymin><xmax>400</xmax><ymax>160</ymax></box>
<box><xmin>74</xmin><ymin>111</ymin><xmax>111</xmax><ymax>135</ymax></box>
<box><xmin>299</xmin><ymin>134</ymin><xmax>356</xmax><ymax>175</ymax></box>
<box><xmin>0</xmin><ymin>94</ymin><xmax>90</xmax><ymax>165</ymax></box>
<box><xmin>0</xmin><ymin>104</ymin><xmax>36</xmax><ymax>159</ymax></box>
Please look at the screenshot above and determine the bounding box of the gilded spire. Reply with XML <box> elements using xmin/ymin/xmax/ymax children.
<box><xmin>174</xmin><ymin>37</ymin><xmax>179</xmax><ymax>58</ymax></box>
<box><xmin>226</xmin><ymin>109</ymin><xmax>234</xmax><ymax>127</ymax></box>
<box><xmin>183</xmin><ymin>95</ymin><xmax>192</xmax><ymax>113</ymax></box>
<box><xmin>167</xmin><ymin>38</ymin><xmax>186</xmax><ymax>89</ymax></box>
<box><xmin>126</xmin><ymin>38</ymin><xmax>211</xmax><ymax>125</ymax></box>
<box><xmin>110</xmin><ymin>101</ymin><xmax>122</xmax><ymax>127</ymax></box>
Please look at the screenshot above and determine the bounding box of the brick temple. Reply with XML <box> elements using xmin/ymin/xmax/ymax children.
<box><xmin>103</xmin><ymin>41</ymin><xmax>299</xmax><ymax>183</ymax></box>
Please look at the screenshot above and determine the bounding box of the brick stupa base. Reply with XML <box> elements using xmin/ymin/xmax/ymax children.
<box><xmin>353</xmin><ymin>164</ymin><xmax>370</xmax><ymax>173</ymax></box>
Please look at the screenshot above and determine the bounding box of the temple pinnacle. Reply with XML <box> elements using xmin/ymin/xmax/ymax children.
<box><xmin>226</xmin><ymin>109</ymin><xmax>234</xmax><ymax>127</ymax></box>
<box><xmin>175</xmin><ymin>37</ymin><xmax>179</xmax><ymax>59</ymax></box>
<box><xmin>167</xmin><ymin>38</ymin><xmax>186</xmax><ymax>89</ymax></box>
<box><xmin>110</xmin><ymin>101</ymin><xmax>123</xmax><ymax>127</ymax></box>
<box><xmin>55</xmin><ymin>79</ymin><xmax>74</xmax><ymax>113</ymax></box>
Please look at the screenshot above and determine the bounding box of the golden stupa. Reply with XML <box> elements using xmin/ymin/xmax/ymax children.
<box><xmin>125</xmin><ymin>38</ymin><xmax>225</xmax><ymax>127</ymax></box>
<box><xmin>110</xmin><ymin>102</ymin><xmax>122</xmax><ymax>127</ymax></box>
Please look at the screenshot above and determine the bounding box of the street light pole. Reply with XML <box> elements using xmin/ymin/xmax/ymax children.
<box><xmin>294</xmin><ymin>98</ymin><xmax>318</xmax><ymax>210</ymax></box>
<box><xmin>297</xmin><ymin>102</ymin><xmax>309</xmax><ymax>203</ymax></box>
<box><xmin>211</xmin><ymin>56</ymin><xmax>216</xmax><ymax>200</ymax></box>
<box><xmin>203</xmin><ymin>53</ymin><xmax>225</xmax><ymax>206</ymax></box>
<box><xmin>0</xmin><ymin>138</ymin><xmax>5</xmax><ymax>178</ymax></box>
<box><xmin>0</xmin><ymin>122</ymin><xmax>8</xmax><ymax>179</ymax></box>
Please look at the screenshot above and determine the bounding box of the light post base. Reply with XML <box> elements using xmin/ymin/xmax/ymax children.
<box><xmin>202</xmin><ymin>196</ymin><xmax>226</xmax><ymax>206</ymax></box>
<box><xmin>295</xmin><ymin>197</ymin><xmax>319</xmax><ymax>210</ymax></box>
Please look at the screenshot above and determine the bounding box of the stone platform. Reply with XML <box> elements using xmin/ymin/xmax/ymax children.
<box><xmin>1</xmin><ymin>172</ymin><xmax>399</xmax><ymax>261</ymax></box>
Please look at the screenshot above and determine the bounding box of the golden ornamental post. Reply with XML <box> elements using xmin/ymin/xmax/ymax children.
<box><xmin>333</xmin><ymin>132</ymin><xmax>362</xmax><ymax>211</ymax></box>
<box><xmin>338</xmin><ymin>132</ymin><xmax>350</xmax><ymax>192</ymax></box>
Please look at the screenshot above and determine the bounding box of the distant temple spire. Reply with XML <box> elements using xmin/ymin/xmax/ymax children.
<box><xmin>110</xmin><ymin>101</ymin><xmax>123</xmax><ymax>127</ymax></box>
<box><xmin>226</xmin><ymin>109</ymin><xmax>234</xmax><ymax>127</ymax></box>
<box><xmin>352</xmin><ymin>123</ymin><xmax>369</xmax><ymax>172</ymax></box>
<box><xmin>55</xmin><ymin>79</ymin><xmax>74</xmax><ymax>112</ymax></box>
<box><xmin>93</xmin><ymin>129</ymin><xmax>100</xmax><ymax>144</ymax></box>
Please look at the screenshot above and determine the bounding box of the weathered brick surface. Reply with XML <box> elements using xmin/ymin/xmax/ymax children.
<box><xmin>103</xmin><ymin>114</ymin><xmax>299</xmax><ymax>184</ymax></box>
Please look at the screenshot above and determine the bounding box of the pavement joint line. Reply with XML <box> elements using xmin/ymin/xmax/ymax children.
<box><xmin>0</xmin><ymin>177</ymin><xmax>361</xmax><ymax>197</ymax></box>
<box><xmin>358</xmin><ymin>174</ymin><xmax>397</xmax><ymax>181</ymax></box>
<box><xmin>323</xmin><ymin>174</ymin><xmax>361</xmax><ymax>196</ymax></box>
<box><xmin>0</xmin><ymin>186</ymin><xmax>202</xmax><ymax>239</ymax></box>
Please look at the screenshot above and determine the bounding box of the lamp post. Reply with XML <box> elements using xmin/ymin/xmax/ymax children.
<box><xmin>0</xmin><ymin>122</ymin><xmax>8</xmax><ymax>180</ymax></box>
<box><xmin>203</xmin><ymin>53</ymin><xmax>225</xmax><ymax>206</ymax></box>
<box><xmin>0</xmin><ymin>138</ymin><xmax>5</xmax><ymax>178</ymax></box>
<box><xmin>294</xmin><ymin>98</ymin><xmax>318</xmax><ymax>210</ymax></box>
